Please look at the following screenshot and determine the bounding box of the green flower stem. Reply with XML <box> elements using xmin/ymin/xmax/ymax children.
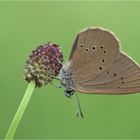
<box><xmin>5</xmin><ymin>80</ymin><xmax>35</xmax><ymax>140</ymax></box>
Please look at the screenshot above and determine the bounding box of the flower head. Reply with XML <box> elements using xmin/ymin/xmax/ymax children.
<box><xmin>24</xmin><ymin>42</ymin><xmax>63</xmax><ymax>87</ymax></box>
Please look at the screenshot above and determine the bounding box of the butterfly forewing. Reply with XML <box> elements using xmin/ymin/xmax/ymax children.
<box><xmin>68</xmin><ymin>27</ymin><xmax>140</xmax><ymax>94</ymax></box>
<box><xmin>69</xmin><ymin>28</ymin><xmax>120</xmax><ymax>83</ymax></box>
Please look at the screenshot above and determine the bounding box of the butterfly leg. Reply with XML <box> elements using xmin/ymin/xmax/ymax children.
<box><xmin>49</xmin><ymin>76</ymin><xmax>63</xmax><ymax>88</ymax></box>
<box><xmin>53</xmin><ymin>77</ymin><xmax>61</xmax><ymax>81</ymax></box>
<box><xmin>50</xmin><ymin>82</ymin><xmax>62</xmax><ymax>88</ymax></box>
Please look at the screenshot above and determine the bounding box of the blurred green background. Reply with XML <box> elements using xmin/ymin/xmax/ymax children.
<box><xmin>1</xmin><ymin>1</ymin><xmax>140</xmax><ymax>139</ymax></box>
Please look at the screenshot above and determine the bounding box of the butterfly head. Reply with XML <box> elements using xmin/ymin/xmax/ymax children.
<box><xmin>64</xmin><ymin>89</ymin><xmax>75</xmax><ymax>98</ymax></box>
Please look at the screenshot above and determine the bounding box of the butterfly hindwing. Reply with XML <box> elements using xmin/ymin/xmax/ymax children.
<box><xmin>74</xmin><ymin>53</ymin><xmax>140</xmax><ymax>94</ymax></box>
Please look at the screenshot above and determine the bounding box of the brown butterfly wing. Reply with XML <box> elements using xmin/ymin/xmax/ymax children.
<box><xmin>69</xmin><ymin>28</ymin><xmax>120</xmax><ymax>82</ymax></box>
<box><xmin>69</xmin><ymin>27</ymin><xmax>140</xmax><ymax>94</ymax></box>
<box><xmin>74</xmin><ymin>53</ymin><xmax>140</xmax><ymax>94</ymax></box>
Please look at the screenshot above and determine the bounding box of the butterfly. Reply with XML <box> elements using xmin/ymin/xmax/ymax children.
<box><xmin>54</xmin><ymin>27</ymin><xmax>140</xmax><ymax>117</ymax></box>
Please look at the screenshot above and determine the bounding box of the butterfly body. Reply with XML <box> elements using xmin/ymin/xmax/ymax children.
<box><xmin>60</xmin><ymin>64</ymin><xmax>75</xmax><ymax>97</ymax></box>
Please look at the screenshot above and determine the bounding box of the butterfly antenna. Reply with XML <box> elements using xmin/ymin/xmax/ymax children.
<box><xmin>53</xmin><ymin>56</ymin><xmax>63</xmax><ymax>65</ymax></box>
<box><xmin>74</xmin><ymin>93</ymin><xmax>84</xmax><ymax>119</ymax></box>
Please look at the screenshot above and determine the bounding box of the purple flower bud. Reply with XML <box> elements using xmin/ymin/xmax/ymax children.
<box><xmin>24</xmin><ymin>42</ymin><xmax>63</xmax><ymax>87</ymax></box>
